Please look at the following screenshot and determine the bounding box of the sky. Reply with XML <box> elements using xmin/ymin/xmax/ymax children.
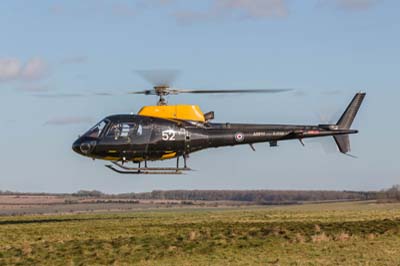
<box><xmin>0</xmin><ymin>0</ymin><xmax>399</xmax><ymax>193</ymax></box>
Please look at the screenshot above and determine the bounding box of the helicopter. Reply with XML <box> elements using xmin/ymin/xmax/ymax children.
<box><xmin>72</xmin><ymin>74</ymin><xmax>366</xmax><ymax>174</ymax></box>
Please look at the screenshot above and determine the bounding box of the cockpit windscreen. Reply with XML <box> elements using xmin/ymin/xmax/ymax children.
<box><xmin>84</xmin><ymin>120</ymin><xmax>109</xmax><ymax>138</ymax></box>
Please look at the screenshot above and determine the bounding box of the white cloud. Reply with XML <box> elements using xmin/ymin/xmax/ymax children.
<box><xmin>20</xmin><ymin>57</ymin><xmax>48</xmax><ymax>81</ymax></box>
<box><xmin>0</xmin><ymin>57</ymin><xmax>48</xmax><ymax>82</ymax></box>
<box><xmin>0</xmin><ymin>59</ymin><xmax>21</xmax><ymax>81</ymax></box>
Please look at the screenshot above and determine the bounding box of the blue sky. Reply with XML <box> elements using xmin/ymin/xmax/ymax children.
<box><xmin>0</xmin><ymin>0</ymin><xmax>399</xmax><ymax>193</ymax></box>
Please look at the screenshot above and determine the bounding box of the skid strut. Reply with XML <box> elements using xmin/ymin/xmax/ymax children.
<box><xmin>105</xmin><ymin>156</ymin><xmax>191</xmax><ymax>175</ymax></box>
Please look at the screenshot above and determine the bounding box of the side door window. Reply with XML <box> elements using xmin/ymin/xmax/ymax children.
<box><xmin>131</xmin><ymin>119</ymin><xmax>152</xmax><ymax>145</ymax></box>
<box><xmin>106</xmin><ymin>122</ymin><xmax>136</xmax><ymax>142</ymax></box>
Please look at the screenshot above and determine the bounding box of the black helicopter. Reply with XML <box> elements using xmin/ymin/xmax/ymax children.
<box><xmin>72</xmin><ymin>78</ymin><xmax>366</xmax><ymax>174</ymax></box>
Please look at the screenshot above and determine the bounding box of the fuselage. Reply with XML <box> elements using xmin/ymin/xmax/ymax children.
<box><xmin>72</xmin><ymin>114</ymin><xmax>356</xmax><ymax>163</ymax></box>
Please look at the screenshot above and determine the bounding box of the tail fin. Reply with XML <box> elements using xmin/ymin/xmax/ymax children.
<box><xmin>333</xmin><ymin>135</ymin><xmax>351</xmax><ymax>154</ymax></box>
<box><xmin>334</xmin><ymin>92</ymin><xmax>366</xmax><ymax>154</ymax></box>
<box><xmin>337</xmin><ymin>92</ymin><xmax>366</xmax><ymax>129</ymax></box>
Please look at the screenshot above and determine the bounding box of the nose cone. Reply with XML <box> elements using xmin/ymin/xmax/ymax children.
<box><xmin>72</xmin><ymin>138</ymin><xmax>97</xmax><ymax>156</ymax></box>
<box><xmin>72</xmin><ymin>139</ymin><xmax>82</xmax><ymax>155</ymax></box>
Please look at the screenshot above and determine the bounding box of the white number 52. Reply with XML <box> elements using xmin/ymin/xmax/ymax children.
<box><xmin>162</xmin><ymin>130</ymin><xmax>175</xmax><ymax>141</ymax></box>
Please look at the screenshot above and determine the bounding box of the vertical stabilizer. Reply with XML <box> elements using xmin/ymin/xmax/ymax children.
<box><xmin>337</xmin><ymin>92</ymin><xmax>366</xmax><ymax>129</ymax></box>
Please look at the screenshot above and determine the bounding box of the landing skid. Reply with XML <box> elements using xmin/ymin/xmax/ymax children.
<box><xmin>105</xmin><ymin>155</ymin><xmax>191</xmax><ymax>175</ymax></box>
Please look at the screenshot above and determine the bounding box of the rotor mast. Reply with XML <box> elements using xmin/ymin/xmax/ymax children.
<box><xmin>154</xmin><ymin>86</ymin><xmax>170</xmax><ymax>105</ymax></box>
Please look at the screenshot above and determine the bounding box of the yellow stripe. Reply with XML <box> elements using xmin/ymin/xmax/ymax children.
<box><xmin>103</xmin><ymin>156</ymin><xmax>120</xmax><ymax>161</ymax></box>
<box><xmin>161</xmin><ymin>152</ymin><xmax>177</xmax><ymax>160</ymax></box>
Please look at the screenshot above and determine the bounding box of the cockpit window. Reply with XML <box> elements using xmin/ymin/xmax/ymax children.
<box><xmin>106</xmin><ymin>122</ymin><xmax>136</xmax><ymax>140</ymax></box>
<box><xmin>85</xmin><ymin>120</ymin><xmax>109</xmax><ymax>138</ymax></box>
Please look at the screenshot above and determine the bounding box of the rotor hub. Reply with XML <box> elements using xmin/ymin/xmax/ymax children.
<box><xmin>154</xmin><ymin>86</ymin><xmax>170</xmax><ymax>105</ymax></box>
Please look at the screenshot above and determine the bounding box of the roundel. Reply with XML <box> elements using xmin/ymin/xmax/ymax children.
<box><xmin>235</xmin><ymin>132</ymin><xmax>244</xmax><ymax>142</ymax></box>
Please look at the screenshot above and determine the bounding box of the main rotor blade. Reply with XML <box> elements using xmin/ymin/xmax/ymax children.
<box><xmin>128</xmin><ymin>88</ymin><xmax>292</xmax><ymax>96</ymax></box>
<box><xmin>135</xmin><ymin>69</ymin><xmax>180</xmax><ymax>87</ymax></box>
<box><xmin>128</xmin><ymin>90</ymin><xmax>156</xmax><ymax>95</ymax></box>
<box><xmin>168</xmin><ymin>88</ymin><xmax>293</xmax><ymax>94</ymax></box>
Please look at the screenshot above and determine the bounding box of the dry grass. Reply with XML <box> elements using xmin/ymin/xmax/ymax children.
<box><xmin>0</xmin><ymin>201</ymin><xmax>400</xmax><ymax>265</ymax></box>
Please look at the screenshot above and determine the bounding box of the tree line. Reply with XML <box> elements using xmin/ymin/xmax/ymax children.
<box><xmin>117</xmin><ymin>190</ymin><xmax>376</xmax><ymax>203</ymax></box>
<box><xmin>1</xmin><ymin>185</ymin><xmax>400</xmax><ymax>203</ymax></box>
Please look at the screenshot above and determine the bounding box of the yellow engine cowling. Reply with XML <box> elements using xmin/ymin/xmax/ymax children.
<box><xmin>138</xmin><ymin>105</ymin><xmax>205</xmax><ymax>122</ymax></box>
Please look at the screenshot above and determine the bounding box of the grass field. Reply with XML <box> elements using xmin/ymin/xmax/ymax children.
<box><xmin>1</xmin><ymin>201</ymin><xmax>400</xmax><ymax>265</ymax></box>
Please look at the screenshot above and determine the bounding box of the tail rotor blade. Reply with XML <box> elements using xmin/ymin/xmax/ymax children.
<box><xmin>308</xmin><ymin>137</ymin><xmax>338</xmax><ymax>154</ymax></box>
<box><xmin>315</xmin><ymin>108</ymin><xmax>342</xmax><ymax>124</ymax></box>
